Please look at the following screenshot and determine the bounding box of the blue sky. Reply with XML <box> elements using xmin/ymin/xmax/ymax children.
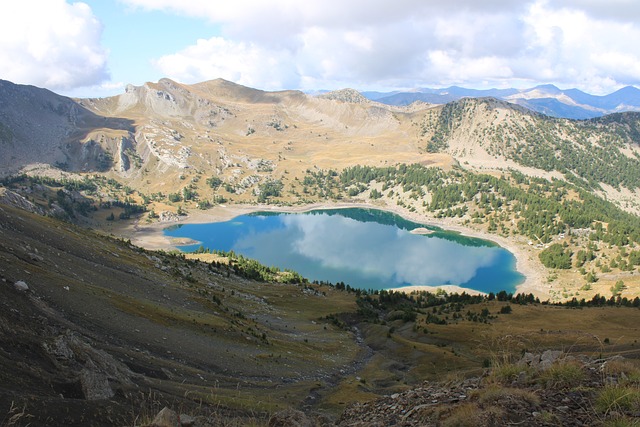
<box><xmin>81</xmin><ymin>1</ymin><xmax>220</xmax><ymax>90</ymax></box>
<box><xmin>1</xmin><ymin>0</ymin><xmax>640</xmax><ymax>97</ymax></box>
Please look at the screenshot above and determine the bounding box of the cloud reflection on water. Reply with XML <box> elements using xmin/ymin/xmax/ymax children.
<box><xmin>234</xmin><ymin>213</ymin><xmax>500</xmax><ymax>287</ymax></box>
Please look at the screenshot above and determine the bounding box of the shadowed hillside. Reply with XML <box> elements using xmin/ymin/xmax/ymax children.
<box><xmin>1</xmin><ymin>196</ymin><xmax>640</xmax><ymax>425</ymax></box>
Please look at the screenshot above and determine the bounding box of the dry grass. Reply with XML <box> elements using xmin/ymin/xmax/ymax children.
<box><xmin>538</xmin><ymin>360</ymin><xmax>585</xmax><ymax>388</ymax></box>
<box><xmin>485</xmin><ymin>362</ymin><xmax>530</xmax><ymax>385</ymax></box>
<box><xmin>603</xmin><ymin>359</ymin><xmax>640</xmax><ymax>385</ymax></box>
<box><xmin>441</xmin><ymin>403</ymin><xmax>484</xmax><ymax>427</ymax></box>
<box><xmin>476</xmin><ymin>385</ymin><xmax>541</xmax><ymax>406</ymax></box>
<box><xmin>1</xmin><ymin>402</ymin><xmax>34</xmax><ymax>427</ymax></box>
<box><xmin>595</xmin><ymin>385</ymin><xmax>640</xmax><ymax>415</ymax></box>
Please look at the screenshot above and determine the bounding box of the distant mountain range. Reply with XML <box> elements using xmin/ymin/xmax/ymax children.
<box><xmin>361</xmin><ymin>84</ymin><xmax>640</xmax><ymax>119</ymax></box>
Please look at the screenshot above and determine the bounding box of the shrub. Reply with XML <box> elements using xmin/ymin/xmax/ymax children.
<box><xmin>499</xmin><ymin>305</ymin><xmax>512</xmax><ymax>314</ymax></box>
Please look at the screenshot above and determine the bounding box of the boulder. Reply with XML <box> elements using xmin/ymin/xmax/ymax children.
<box><xmin>518</xmin><ymin>352</ymin><xmax>540</xmax><ymax>368</ymax></box>
<box><xmin>539</xmin><ymin>350</ymin><xmax>563</xmax><ymax>370</ymax></box>
<box><xmin>13</xmin><ymin>280</ymin><xmax>29</xmax><ymax>292</ymax></box>
<box><xmin>178</xmin><ymin>414</ymin><xmax>195</xmax><ymax>426</ymax></box>
<box><xmin>80</xmin><ymin>364</ymin><xmax>114</xmax><ymax>400</ymax></box>
<box><xmin>268</xmin><ymin>408</ymin><xmax>314</xmax><ymax>427</ymax></box>
<box><xmin>150</xmin><ymin>407</ymin><xmax>179</xmax><ymax>427</ymax></box>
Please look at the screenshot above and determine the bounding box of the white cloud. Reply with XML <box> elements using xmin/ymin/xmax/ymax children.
<box><xmin>123</xmin><ymin>0</ymin><xmax>640</xmax><ymax>92</ymax></box>
<box><xmin>0</xmin><ymin>0</ymin><xmax>109</xmax><ymax>90</ymax></box>
<box><xmin>518</xmin><ymin>1</ymin><xmax>640</xmax><ymax>91</ymax></box>
<box><xmin>279</xmin><ymin>214</ymin><xmax>500</xmax><ymax>287</ymax></box>
<box><xmin>153</xmin><ymin>37</ymin><xmax>301</xmax><ymax>90</ymax></box>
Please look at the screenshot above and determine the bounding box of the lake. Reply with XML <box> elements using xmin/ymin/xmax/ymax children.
<box><xmin>164</xmin><ymin>208</ymin><xmax>524</xmax><ymax>294</ymax></box>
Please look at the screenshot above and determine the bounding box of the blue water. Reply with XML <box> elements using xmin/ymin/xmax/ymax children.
<box><xmin>164</xmin><ymin>208</ymin><xmax>524</xmax><ymax>294</ymax></box>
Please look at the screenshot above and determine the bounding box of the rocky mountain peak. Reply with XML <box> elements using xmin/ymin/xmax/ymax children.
<box><xmin>319</xmin><ymin>88</ymin><xmax>370</xmax><ymax>104</ymax></box>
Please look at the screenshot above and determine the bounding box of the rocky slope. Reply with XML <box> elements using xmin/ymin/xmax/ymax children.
<box><xmin>0</xmin><ymin>198</ymin><xmax>363</xmax><ymax>426</ymax></box>
<box><xmin>336</xmin><ymin>352</ymin><xmax>640</xmax><ymax>427</ymax></box>
<box><xmin>0</xmin><ymin>79</ymin><xmax>134</xmax><ymax>174</ymax></box>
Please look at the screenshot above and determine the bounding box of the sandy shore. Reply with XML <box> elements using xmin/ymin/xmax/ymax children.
<box><xmin>123</xmin><ymin>201</ymin><xmax>549</xmax><ymax>299</ymax></box>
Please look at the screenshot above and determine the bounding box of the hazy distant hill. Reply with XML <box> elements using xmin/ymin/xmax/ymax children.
<box><xmin>365</xmin><ymin>84</ymin><xmax>640</xmax><ymax>119</ymax></box>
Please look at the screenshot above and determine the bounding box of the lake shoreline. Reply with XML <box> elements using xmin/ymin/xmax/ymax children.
<box><xmin>123</xmin><ymin>201</ymin><xmax>548</xmax><ymax>299</ymax></box>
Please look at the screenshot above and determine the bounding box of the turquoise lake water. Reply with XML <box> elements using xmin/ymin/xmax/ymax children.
<box><xmin>164</xmin><ymin>208</ymin><xmax>524</xmax><ymax>294</ymax></box>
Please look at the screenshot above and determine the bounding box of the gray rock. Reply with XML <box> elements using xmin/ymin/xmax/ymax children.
<box><xmin>268</xmin><ymin>408</ymin><xmax>313</xmax><ymax>427</ymax></box>
<box><xmin>518</xmin><ymin>352</ymin><xmax>540</xmax><ymax>368</ymax></box>
<box><xmin>517</xmin><ymin>371</ymin><xmax>527</xmax><ymax>383</ymax></box>
<box><xmin>179</xmin><ymin>414</ymin><xmax>195</xmax><ymax>426</ymax></box>
<box><xmin>151</xmin><ymin>407</ymin><xmax>179</xmax><ymax>427</ymax></box>
<box><xmin>28</xmin><ymin>252</ymin><xmax>44</xmax><ymax>262</ymax></box>
<box><xmin>540</xmin><ymin>350</ymin><xmax>563</xmax><ymax>370</ymax></box>
<box><xmin>13</xmin><ymin>280</ymin><xmax>28</xmax><ymax>291</ymax></box>
<box><xmin>80</xmin><ymin>364</ymin><xmax>114</xmax><ymax>400</ymax></box>
<box><xmin>46</xmin><ymin>336</ymin><xmax>75</xmax><ymax>360</ymax></box>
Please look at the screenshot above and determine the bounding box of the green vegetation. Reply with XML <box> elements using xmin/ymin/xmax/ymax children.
<box><xmin>296</xmin><ymin>161</ymin><xmax>640</xmax><ymax>290</ymax></box>
<box><xmin>418</xmin><ymin>98</ymin><xmax>640</xmax><ymax>190</ymax></box>
<box><xmin>596</xmin><ymin>385</ymin><xmax>640</xmax><ymax>414</ymax></box>
<box><xmin>539</xmin><ymin>244</ymin><xmax>572</xmax><ymax>269</ymax></box>
<box><xmin>206</xmin><ymin>176</ymin><xmax>223</xmax><ymax>189</ymax></box>
<box><xmin>192</xmin><ymin>247</ymin><xmax>307</xmax><ymax>284</ymax></box>
<box><xmin>256</xmin><ymin>179</ymin><xmax>283</xmax><ymax>203</ymax></box>
<box><xmin>611</xmin><ymin>280</ymin><xmax>627</xmax><ymax>296</ymax></box>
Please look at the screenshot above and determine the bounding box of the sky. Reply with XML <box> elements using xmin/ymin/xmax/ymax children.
<box><xmin>1</xmin><ymin>0</ymin><xmax>640</xmax><ymax>98</ymax></box>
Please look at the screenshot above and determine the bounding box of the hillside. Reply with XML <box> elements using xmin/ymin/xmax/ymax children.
<box><xmin>2</xmin><ymin>195</ymin><xmax>640</xmax><ymax>425</ymax></box>
<box><xmin>0</xmin><ymin>197</ymin><xmax>361</xmax><ymax>425</ymax></box>
<box><xmin>415</xmin><ymin>98</ymin><xmax>640</xmax><ymax>211</ymax></box>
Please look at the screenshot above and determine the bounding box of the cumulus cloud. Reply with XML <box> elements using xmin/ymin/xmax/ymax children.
<box><xmin>284</xmin><ymin>214</ymin><xmax>500</xmax><ymax>286</ymax></box>
<box><xmin>153</xmin><ymin>37</ymin><xmax>301</xmax><ymax>90</ymax></box>
<box><xmin>119</xmin><ymin>0</ymin><xmax>640</xmax><ymax>93</ymax></box>
<box><xmin>0</xmin><ymin>0</ymin><xmax>109</xmax><ymax>90</ymax></box>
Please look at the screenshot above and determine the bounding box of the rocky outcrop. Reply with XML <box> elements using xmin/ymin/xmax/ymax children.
<box><xmin>0</xmin><ymin>188</ymin><xmax>45</xmax><ymax>215</ymax></box>
<box><xmin>0</xmin><ymin>79</ymin><xmax>134</xmax><ymax>176</ymax></box>
<box><xmin>319</xmin><ymin>89</ymin><xmax>371</xmax><ymax>104</ymax></box>
<box><xmin>80</xmin><ymin>360</ymin><xmax>114</xmax><ymax>400</ymax></box>
<box><xmin>337</xmin><ymin>353</ymin><xmax>640</xmax><ymax>427</ymax></box>
<box><xmin>150</xmin><ymin>407</ymin><xmax>180</xmax><ymax>427</ymax></box>
<box><xmin>42</xmin><ymin>331</ymin><xmax>133</xmax><ymax>400</ymax></box>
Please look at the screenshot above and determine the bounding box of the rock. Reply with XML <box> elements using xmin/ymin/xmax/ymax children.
<box><xmin>540</xmin><ymin>350</ymin><xmax>563</xmax><ymax>370</ymax></box>
<box><xmin>151</xmin><ymin>407</ymin><xmax>179</xmax><ymax>427</ymax></box>
<box><xmin>48</xmin><ymin>336</ymin><xmax>75</xmax><ymax>360</ymax></box>
<box><xmin>268</xmin><ymin>408</ymin><xmax>314</xmax><ymax>427</ymax></box>
<box><xmin>28</xmin><ymin>252</ymin><xmax>44</xmax><ymax>262</ymax></box>
<box><xmin>80</xmin><ymin>364</ymin><xmax>114</xmax><ymax>400</ymax></box>
<box><xmin>13</xmin><ymin>280</ymin><xmax>29</xmax><ymax>291</ymax></box>
<box><xmin>179</xmin><ymin>414</ymin><xmax>195</xmax><ymax>426</ymax></box>
<box><xmin>517</xmin><ymin>371</ymin><xmax>527</xmax><ymax>384</ymax></box>
<box><xmin>518</xmin><ymin>352</ymin><xmax>540</xmax><ymax>368</ymax></box>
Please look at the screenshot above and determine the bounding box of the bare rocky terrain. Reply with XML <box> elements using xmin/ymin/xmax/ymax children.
<box><xmin>0</xmin><ymin>198</ymin><xmax>364</xmax><ymax>425</ymax></box>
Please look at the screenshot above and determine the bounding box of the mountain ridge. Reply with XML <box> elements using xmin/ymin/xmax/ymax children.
<box><xmin>365</xmin><ymin>83</ymin><xmax>640</xmax><ymax>119</ymax></box>
<box><xmin>2</xmin><ymin>78</ymin><xmax>640</xmax><ymax>215</ymax></box>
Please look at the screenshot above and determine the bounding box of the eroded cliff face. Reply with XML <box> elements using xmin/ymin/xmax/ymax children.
<box><xmin>0</xmin><ymin>79</ymin><xmax>136</xmax><ymax>176</ymax></box>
